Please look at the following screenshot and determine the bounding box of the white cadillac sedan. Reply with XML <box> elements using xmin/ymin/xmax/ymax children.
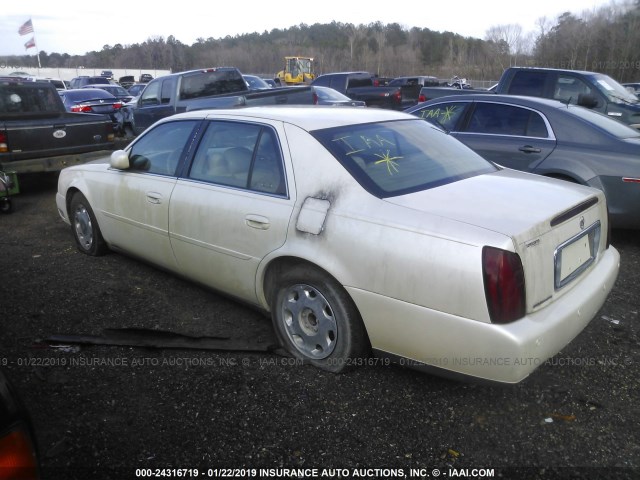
<box><xmin>56</xmin><ymin>107</ymin><xmax>620</xmax><ymax>383</ymax></box>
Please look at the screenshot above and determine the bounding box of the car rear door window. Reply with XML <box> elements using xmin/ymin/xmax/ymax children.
<box><xmin>466</xmin><ymin>103</ymin><xmax>549</xmax><ymax>138</ymax></box>
<box><xmin>188</xmin><ymin>121</ymin><xmax>286</xmax><ymax>196</ymax></box>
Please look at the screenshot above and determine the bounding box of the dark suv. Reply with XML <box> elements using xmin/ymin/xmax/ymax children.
<box><xmin>69</xmin><ymin>76</ymin><xmax>111</xmax><ymax>89</ymax></box>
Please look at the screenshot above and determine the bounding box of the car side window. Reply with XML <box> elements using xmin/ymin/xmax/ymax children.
<box><xmin>508</xmin><ymin>71</ymin><xmax>546</xmax><ymax>96</ymax></box>
<box><xmin>553</xmin><ymin>75</ymin><xmax>593</xmax><ymax>104</ymax></box>
<box><xmin>250</xmin><ymin>129</ymin><xmax>286</xmax><ymax>195</ymax></box>
<box><xmin>313</xmin><ymin>76</ymin><xmax>331</xmax><ymax>87</ymax></box>
<box><xmin>160</xmin><ymin>79</ymin><xmax>174</xmax><ymax>105</ymax></box>
<box><xmin>127</xmin><ymin>120</ymin><xmax>198</xmax><ymax>175</ymax></box>
<box><xmin>188</xmin><ymin>121</ymin><xmax>286</xmax><ymax>196</ymax></box>
<box><xmin>413</xmin><ymin>102</ymin><xmax>467</xmax><ymax>131</ymax></box>
<box><xmin>465</xmin><ymin>103</ymin><xmax>549</xmax><ymax>138</ymax></box>
<box><xmin>139</xmin><ymin>81</ymin><xmax>160</xmax><ymax>106</ymax></box>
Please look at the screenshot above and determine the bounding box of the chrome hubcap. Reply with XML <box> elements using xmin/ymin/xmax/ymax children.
<box><xmin>281</xmin><ymin>284</ymin><xmax>337</xmax><ymax>359</ymax></box>
<box><xmin>73</xmin><ymin>204</ymin><xmax>93</xmax><ymax>250</ymax></box>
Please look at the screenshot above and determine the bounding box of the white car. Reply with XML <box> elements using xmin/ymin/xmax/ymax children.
<box><xmin>55</xmin><ymin>107</ymin><xmax>620</xmax><ymax>383</ymax></box>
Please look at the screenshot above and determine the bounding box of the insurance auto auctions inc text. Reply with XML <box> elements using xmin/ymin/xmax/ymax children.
<box><xmin>192</xmin><ymin>467</ymin><xmax>495</xmax><ymax>478</ymax></box>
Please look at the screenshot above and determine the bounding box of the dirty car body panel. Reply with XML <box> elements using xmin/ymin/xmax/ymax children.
<box><xmin>56</xmin><ymin>106</ymin><xmax>619</xmax><ymax>383</ymax></box>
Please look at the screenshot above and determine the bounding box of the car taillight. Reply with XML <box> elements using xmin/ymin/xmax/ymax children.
<box><xmin>0</xmin><ymin>427</ymin><xmax>39</xmax><ymax>480</ymax></box>
<box><xmin>70</xmin><ymin>104</ymin><xmax>92</xmax><ymax>113</ymax></box>
<box><xmin>312</xmin><ymin>93</ymin><xmax>319</xmax><ymax>105</ymax></box>
<box><xmin>393</xmin><ymin>90</ymin><xmax>402</xmax><ymax>104</ymax></box>
<box><xmin>0</xmin><ymin>132</ymin><xmax>7</xmax><ymax>153</ymax></box>
<box><xmin>482</xmin><ymin>246</ymin><xmax>526</xmax><ymax>324</ymax></box>
<box><xmin>113</xmin><ymin>102</ymin><xmax>123</xmax><ymax>110</ymax></box>
<box><xmin>418</xmin><ymin>94</ymin><xmax>426</xmax><ymax>103</ymax></box>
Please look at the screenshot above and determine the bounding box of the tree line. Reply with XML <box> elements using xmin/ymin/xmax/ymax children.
<box><xmin>3</xmin><ymin>0</ymin><xmax>640</xmax><ymax>83</ymax></box>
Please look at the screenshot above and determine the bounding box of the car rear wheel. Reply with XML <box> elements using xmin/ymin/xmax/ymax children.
<box><xmin>271</xmin><ymin>265</ymin><xmax>369</xmax><ymax>372</ymax></box>
<box><xmin>70</xmin><ymin>192</ymin><xmax>107</xmax><ymax>256</ymax></box>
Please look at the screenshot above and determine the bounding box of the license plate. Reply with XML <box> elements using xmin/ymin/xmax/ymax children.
<box><xmin>554</xmin><ymin>221</ymin><xmax>601</xmax><ymax>290</ymax></box>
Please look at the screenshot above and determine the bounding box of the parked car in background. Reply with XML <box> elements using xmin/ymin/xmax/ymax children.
<box><xmin>119</xmin><ymin>76</ymin><xmax>135</xmax><ymax>89</ymax></box>
<box><xmin>311</xmin><ymin>71</ymin><xmax>419</xmax><ymax>109</ymax></box>
<box><xmin>127</xmin><ymin>83</ymin><xmax>147</xmax><ymax>97</ymax></box>
<box><xmin>33</xmin><ymin>77</ymin><xmax>67</xmax><ymax>91</ymax></box>
<box><xmin>100</xmin><ymin>70</ymin><xmax>114</xmax><ymax>79</ymax></box>
<box><xmin>312</xmin><ymin>86</ymin><xmax>366</xmax><ymax>106</ymax></box>
<box><xmin>262</xmin><ymin>78</ymin><xmax>279</xmax><ymax>88</ymax></box>
<box><xmin>84</xmin><ymin>84</ymin><xmax>134</xmax><ymax>103</ymax></box>
<box><xmin>406</xmin><ymin>94</ymin><xmax>640</xmax><ymax>229</ymax></box>
<box><xmin>0</xmin><ymin>369</ymin><xmax>40</xmax><ymax>479</ymax></box>
<box><xmin>388</xmin><ymin>75</ymin><xmax>440</xmax><ymax>88</ymax></box>
<box><xmin>69</xmin><ymin>76</ymin><xmax>111</xmax><ymax>89</ymax></box>
<box><xmin>0</xmin><ymin>77</ymin><xmax>114</xmax><ymax>174</ymax></box>
<box><xmin>124</xmin><ymin>67</ymin><xmax>316</xmax><ymax>136</ymax></box>
<box><xmin>494</xmin><ymin>67</ymin><xmax>640</xmax><ymax>129</ymax></box>
<box><xmin>56</xmin><ymin>106</ymin><xmax>619</xmax><ymax>384</ymax></box>
<box><xmin>59</xmin><ymin>88</ymin><xmax>125</xmax><ymax>134</ymax></box>
<box><xmin>139</xmin><ymin>73</ymin><xmax>153</xmax><ymax>83</ymax></box>
<box><xmin>243</xmin><ymin>75</ymin><xmax>272</xmax><ymax>90</ymax></box>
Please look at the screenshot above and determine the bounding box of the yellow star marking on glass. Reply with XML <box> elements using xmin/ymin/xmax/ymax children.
<box><xmin>373</xmin><ymin>150</ymin><xmax>403</xmax><ymax>174</ymax></box>
<box><xmin>440</xmin><ymin>105</ymin><xmax>458</xmax><ymax>122</ymax></box>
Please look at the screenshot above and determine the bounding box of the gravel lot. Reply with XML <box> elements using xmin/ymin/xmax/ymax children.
<box><xmin>1</xmin><ymin>173</ymin><xmax>639</xmax><ymax>480</ymax></box>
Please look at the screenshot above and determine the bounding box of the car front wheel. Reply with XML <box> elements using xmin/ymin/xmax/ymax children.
<box><xmin>271</xmin><ymin>265</ymin><xmax>369</xmax><ymax>372</ymax></box>
<box><xmin>69</xmin><ymin>192</ymin><xmax>107</xmax><ymax>256</ymax></box>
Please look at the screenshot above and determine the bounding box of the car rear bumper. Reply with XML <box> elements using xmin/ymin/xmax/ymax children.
<box><xmin>347</xmin><ymin>245</ymin><xmax>620</xmax><ymax>384</ymax></box>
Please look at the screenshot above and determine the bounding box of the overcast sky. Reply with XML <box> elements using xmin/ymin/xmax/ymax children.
<box><xmin>1</xmin><ymin>0</ymin><xmax>618</xmax><ymax>57</ymax></box>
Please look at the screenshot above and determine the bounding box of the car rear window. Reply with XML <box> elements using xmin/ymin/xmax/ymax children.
<box><xmin>312</xmin><ymin>119</ymin><xmax>496</xmax><ymax>198</ymax></box>
<box><xmin>568</xmin><ymin>105</ymin><xmax>640</xmax><ymax>139</ymax></box>
<box><xmin>180</xmin><ymin>70</ymin><xmax>247</xmax><ymax>99</ymax></box>
<box><xmin>63</xmin><ymin>89</ymin><xmax>115</xmax><ymax>101</ymax></box>
<box><xmin>0</xmin><ymin>83</ymin><xmax>62</xmax><ymax>114</ymax></box>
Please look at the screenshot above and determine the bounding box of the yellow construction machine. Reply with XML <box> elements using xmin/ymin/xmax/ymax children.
<box><xmin>276</xmin><ymin>57</ymin><xmax>315</xmax><ymax>85</ymax></box>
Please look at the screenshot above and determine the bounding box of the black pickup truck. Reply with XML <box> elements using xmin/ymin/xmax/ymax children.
<box><xmin>311</xmin><ymin>71</ymin><xmax>420</xmax><ymax>110</ymax></box>
<box><xmin>1</xmin><ymin>77</ymin><xmax>114</xmax><ymax>174</ymax></box>
<box><xmin>124</xmin><ymin>67</ymin><xmax>318</xmax><ymax>136</ymax></box>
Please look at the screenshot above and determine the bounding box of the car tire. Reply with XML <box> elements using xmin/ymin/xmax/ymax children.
<box><xmin>0</xmin><ymin>198</ymin><xmax>12</xmax><ymax>214</ymax></box>
<box><xmin>271</xmin><ymin>265</ymin><xmax>370</xmax><ymax>373</ymax></box>
<box><xmin>69</xmin><ymin>192</ymin><xmax>108</xmax><ymax>256</ymax></box>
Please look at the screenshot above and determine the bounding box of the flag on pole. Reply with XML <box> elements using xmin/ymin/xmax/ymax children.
<box><xmin>24</xmin><ymin>37</ymin><xmax>36</xmax><ymax>50</ymax></box>
<box><xmin>18</xmin><ymin>19</ymin><xmax>34</xmax><ymax>36</ymax></box>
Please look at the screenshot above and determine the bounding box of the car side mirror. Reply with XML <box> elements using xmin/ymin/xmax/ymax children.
<box><xmin>577</xmin><ymin>94</ymin><xmax>599</xmax><ymax>109</ymax></box>
<box><xmin>110</xmin><ymin>150</ymin><xmax>130</xmax><ymax>169</ymax></box>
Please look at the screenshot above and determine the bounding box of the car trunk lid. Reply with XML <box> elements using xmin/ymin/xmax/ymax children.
<box><xmin>384</xmin><ymin>169</ymin><xmax>608</xmax><ymax>313</ymax></box>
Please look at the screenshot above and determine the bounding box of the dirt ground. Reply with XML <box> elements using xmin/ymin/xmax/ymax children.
<box><xmin>1</xmin><ymin>173</ymin><xmax>639</xmax><ymax>480</ymax></box>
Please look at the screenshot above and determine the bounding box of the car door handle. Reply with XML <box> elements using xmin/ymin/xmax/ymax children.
<box><xmin>245</xmin><ymin>214</ymin><xmax>270</xmax><ymax>230</ymax></box>
<box><xmin>146</xmin><ymin>192</ymin><xmax>162</xmax><ymax>204</ymax></box>
<box><xmin>519</xmin><ymin>145</ymin><xmax>542</xmax><ymax>154</ymax></box>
